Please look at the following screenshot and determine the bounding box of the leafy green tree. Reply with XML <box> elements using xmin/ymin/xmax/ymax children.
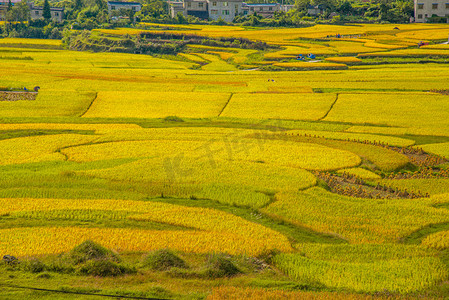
<box><xmin>43</xmin><ymin>0</ymin><xmax>52</xmax><ymax>20</ymax></box>
<box><xmin>7</xmin><ymin>0</ymin><xmax>12</xmax><ymax>11</ymax></box>
<box><xmin>74</xmin><ymin>0</ymin><xmax>83</xmax><ymax>10</ymax></box>
<box><xmin>338</xmin><ymin>1</ymin><xmax>353</xmax><ymax>15</ymax></box>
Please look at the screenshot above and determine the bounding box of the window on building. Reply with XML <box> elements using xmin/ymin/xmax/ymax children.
<box><xmin>211</xmin><ymin>9</ymin><xmax>218</xmax><ymax>14</ymax></box>
<box><xmin>187</xmin><ymin>2</ymin><xmax>191</xmax><ymax>8</ymax></box>
<box><xmin>132</xmin><ymin>6</ymin><xmax>136</xmax><ymax>11</ymax></box>
<box><xmin>223</xmin><ymin>9</ymin><xmax>229</xmax><ymax>14</ymax></box>
<box><xmin>446</xmin><ymin>3</ymin><xmax>449</xmax><ymax>8</ymax></box>
<box><xmin>418</xmin><ymin>14</ymin><xmax>423</xmax><ymax>18</ymax></box>
<box><xmin>418</xmin><ymin>3</ymin><xmax>424</xmax><ymax>9</ymax></box>
<box><xmin>111</xmin><ymin>5</ymin><xmax>115</xmax><ymax>9</ymax></box>
<box><xmin>268</xmin><ymin>6</ymin><xmax>272</xmax><ymax>10</ymax></box>
<box><xmin>55</xmin><ymin>12</ymin><xmax>59</xmax><ymax>16</ymax></box>
<box><xmin>223</xmin><ymin>2</ymin><xmax>228</xmax><ymax>6</ymax></box>
<box><xmin>35</xmin><ymin>10</ymin><xmax>39</xmax><ymax>15</ymax></box>
<box><xmin>432</xmin><ymin>3</ymin><xmax>438</xmax><ymax>9</ymax></box>
<box><xmin>212</xmin><ymin>1</ymin><xmax>217</xmax><ymax>6</ymax></box>
<box><xmin>235</xmin><ymin>4</ymin><xmax>238</xmax><ymax>11</ymax></box>
<box><xmin>425</xmin><ymin>13</ymin><xmax>428</xmax><ymax>16</ymax></box>
<box><xmin>199</xmin><ymin>2</ymin><xmax>203</xmax><ymax>8</ymax></box>
<box><xmin>243</xmin><ymin>10</ymin><xmax>248</xmax><ymax>14</ymax></box>
<box><xmin>250</xmin><ymin>7</ymin><xmax>254</xmax><ymax>11</ymax></box>
<box><xmin>259</xmin><ymin>7</ymin><xmax>263</xmax><ymax>11</ymax></box>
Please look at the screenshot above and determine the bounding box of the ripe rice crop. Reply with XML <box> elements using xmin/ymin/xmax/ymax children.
<box><xmin>178</xmin><ymin>53</ymin><xmax>208</xmax><ymax>63</ymax></box>
<box><xmin>325</xmin><ymin>56</ymin><xmax>361</xmax><ymax>63</ymax></box>
<box><xmin>265</xmin><ymin>133</ymin><xmax>409</xmax><ymax>172</ymax></box>
<box><xmin>337</xmin><ymin>168</ymin><xmax>381</xmax><ymax>179</ymax></box>
<box><xmin>193</xmin><ymin>53</ymin><xmax>238</xmax><ymax>72</ymax></box>
<box><xmin>324</xmin><ymin>93</ymin><xmax>449</xmax><ymax>129</ymax></box>
<box><xmin>0</xmin><ymin>226</ymin><xmax>289</xmax><ymax>257</ymax></box>
<box><xmin>194</xmin><ymin>183</ymin><xmax>271</xmax><ymax>208</ymax></box>
<box><xmin>207</xmin><ymin>51</ymin><xmax>234</xmax><ymax>60</ymax></box>
<box><xmin>82</xmin><ymin>91</ymin><xmax>231</xmax><ymax>118</ymax></box>
<box><xmin>0</xmin><ymin>38</ymin><xmax>62</xmax><ymax>46</ymax></box>
<box><xmin>285</xmin><ymin>129</ymin><xmax>415</xmax><ymax>147</ymax></box>
<box><xmin>0</xmin><ymin>90</ymin><xmax>96</xmax><ymax>117</ymax></box>
<box><xmin>220</xmin><ymin>93</ymin><xmax>337</xmax><ymax>120</ymax></box>
<box><xmin>377</xmin><ymin>179</ymin><xmax>449</xmax><ymax>196</ymax></box>
<box><xmin>262</xmin><ymin>187</ymin><xmax>449</xmax><ymax>243</ymax></box>
<box><xmin>421</xmin><ymin>142</ymin><xmax>449</xmax><ymax>159</ymax></box>
<box><xmin>71</xmin><ymin>137</ymin><xmax>361</xmax><ymax>171</ymax></box>
<box><xmin>0</xmin><ymin>123</ymin><xmax>141</xmax><ymax>131</ymax></box>
<box><xmin>273</xmin><ymin>62</ymin><xmax>347</xmax><ymax>69</ymax></box>
<box><xmin>422</xmin><ymin>230</ymin><xmax>449</xmax><ymax>250</ymax></box>
<box><xmin>274</xmin><ymin>253</ymin><xmax>447</xmax><ymax>293</ymax></box>
<box><xmin>0</xmin><ymin>198</ymin><xmax>292</xmax><ymax>255</ymax></box>
<box><xmin>82</xmin><ymin>157</ymin><xmax>317</xmax><ymax>193</ymax></box>
<box><xmin>0</xmin><ymin>134</ymin><xmax>97</xmax><ymax>166</ymax></box>
<box><xmin>207</xmin><ymin>286</ymin><xmax>423</xmax><ymax>300</ymax></box>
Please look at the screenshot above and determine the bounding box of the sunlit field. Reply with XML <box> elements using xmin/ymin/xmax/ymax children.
<box><xmin>1</xmin><ymin>23</ymin><xmax>449</xmax><ymax>299</ymax></box>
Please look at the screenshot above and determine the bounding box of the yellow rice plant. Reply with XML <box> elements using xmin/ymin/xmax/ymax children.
<box><xmin>262</xmin><ymin>187</ymin><xmax>449</xmax><ymax>243</ymax></box>
<box><xmin>325</xmin><ymin>56</ymin><xmax>361</xmax><ymax>63</ymax></box>
<box><xmin>82</xmin><ymin>91</ymin><xmax>231</xmax><ymax>118</ymax></box>
<box><xmin>0</xmin><ymin>226</ymin><xmax>289</xmax><ymax>257</ymax></box>
<box><xmin>421</xmin><ymin>142</ymin><xmax>449</xmax><ymax>159</ymax></box>
<box><xmin>274</xmin><ymin>253</ymin><xmax>447</xmax><ymax>293</ymax></box>
<box><xmin>422</xmin><ymin>230</ymin><xmax>449</xmax><ymax>250</ymax></box>
<box><xmin>207</xmin><ymin>51</ymin><xmax>234</xmax><ymax>60</ymax></box>
<box><xmin>178</xmin><ymin>53</ymin><xmax>208</xmax><ymax>63</ymax></box>
<box><xmin>207</xmin><ymin>286</ymin><xmax>425</xmax><ymax>300</ymax></box>
<box><xmin>337</xmin><ymin>168</ymin><xmax>381</xmax><ymax>179</ymax></box>
<box><xmin>0</xmin><ymin>123</ymin><xmax>141</xmax><ymax>131</ymax></box>
<box><xmin>285</xmin><ymin>129</ymin><xmax>415</xmax><ymax>147</ymax></box>
<box><xmin>324</xmin><ymin>92</ymin><xmax>449</xmax><ymax>129</ymax></box>
<box><xmin>71</xmin><ymin>137</ymin><xmax>361</xmax><ymax>171</ymax></box>
<box><xmin>346</xmin><ymin>125</ymin><xmax>449</xmax><ymax>138</ymax></box>
<box><xmin>273</xmin><ymin>62</ymin><xmax>347</xmax><ymax>69</ymax></box>
<box><xmin>376</xmin><ymin>179</ymin><xmax>449</xmax><ymax>196</ymax></box>
<box><xmin>0</xmin><ymin>134</ymin><xmax>97</xmax><ymax>166</ymax></box>
<box><xmin>220</xmin><ymin>93</ymin><xmax>337</xmax><ymax>120</ymax></box>
<box><xmin>82</xmin><ymin>157</ymin><xmax>317</xmax><ymax>192</ymax></box>
<box><xmin>0</xmin><ymin>38</ymin><xmax>62</xmax><ymax>46</ymax></box>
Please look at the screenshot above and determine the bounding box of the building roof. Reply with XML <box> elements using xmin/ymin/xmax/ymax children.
<box><xmin>30</xmin><ymin>5</ymin><xmax>65</xmax><ymax>11</ymax></box>
<box><xmin>107</xmin><ymin>1</ymin><xmax>141</xmax><ymax>5</ymax></box>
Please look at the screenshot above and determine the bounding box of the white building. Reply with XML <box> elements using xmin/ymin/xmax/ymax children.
<box><xmin>242</xmin><ymin>3</ymin><xmax>281</xmax><ymax>18</ymax></box>
<box><xmin>29</xmin><ymin>4</ymin><xmax>64</xmax><ymax>22</ymax></box>
<box><xmin>414</xmin><ymin>0</ymin><xmax>449</xmax><ymax>22</ymax></box>
<box><xmin>107</xmin><ymin>1</ymin><xmax>142</xmax><ymax>14</ymax></box>
<box><xmin>208</xmin><ymin>0</ymin><xmax>243</xmax><ymax>22</ymax></box>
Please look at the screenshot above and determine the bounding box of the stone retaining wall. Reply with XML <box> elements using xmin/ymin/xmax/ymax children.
<box><xmin>0</xmin><ymin>92</ymin><xmax>38</xmax><ymax>101</ymax></box>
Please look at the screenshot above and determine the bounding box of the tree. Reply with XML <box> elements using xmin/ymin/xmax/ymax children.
<box><xmin>7</xmin><ymin>0</ymin><xmax>12</xmax><ymax>11</ymax></box>
<box><xmin>43</xmin><ymin>0</ymin><xmax>52</xmax><ymax>20</ymax></box>
<box><xmin>338</xmin><ymin>1</ymin><xmax>353</xmax><ymax>15</ymax></box>
<box><xmin>74</xmin><ymin>0</ymin><xmax>83</xmax><ymax>10</ymax></box>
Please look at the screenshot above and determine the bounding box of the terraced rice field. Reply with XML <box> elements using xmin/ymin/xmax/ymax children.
<box><xmin>2</xmin><ymin>24</ymin><xmax>449</xmax><ymax>299</ymax></box>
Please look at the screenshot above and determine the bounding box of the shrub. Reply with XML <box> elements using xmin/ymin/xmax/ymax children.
<box><xmin>78</xmin><ymin>259</ymin><xmax>134</xmax><ymax>277</ymax></box>
<box><xmin>164</xmin><ymin>115</ymin><xmax>184</xmax><ymax>122</ymax></box>
<box><xmin>202</xmin><ymin>253</ymin><xmax>241</xmax><ymax>278</ymax></box>
<box><xmin>36</xmin><ymin>272</ymin><xmax>52</xmax><ymax>279</ymax></box>
<box><xmin>67</xmin><ymin>240</ymin><xmax>120</xmax><ymax>265</ymax></box>
<box><xmin>142</xmin><ymin>249</ymin><xmax>187</xmax><ymax>271</ymax></box>
<box><xmin>23</xmin><ymin>258</ymin><xmax>46</xmax><ymax>273</ymax></box>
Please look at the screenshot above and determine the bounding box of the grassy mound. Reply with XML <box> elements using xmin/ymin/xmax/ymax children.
<box><xmin>142</xmin><ymin>249</ymin><xmax>188</xmax><ymax>271</ymax></box>
<box><xmin>67</xmin><ymin>240</ymin><xmax>120</xmax><ymax>264</ymax></box>
<box><xmin>203</xmin><ymin>253</ymin><xmax>241</xmax><ymax>278</ymax></box>
<box><xmin>78</xmin><ymin>259</ymin><xmax>134</xmax><ymax>277</ymax></box>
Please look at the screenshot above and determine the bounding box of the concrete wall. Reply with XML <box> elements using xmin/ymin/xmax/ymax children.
<box><xmin>208</xmin><ymin>0</ymin><xmax>243</xmax><ymax>22</ymax></box>
<box><xmin>415</xmin><ymin>0</ymin><xmax>449</xmax><ymax>22</ymax></box>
